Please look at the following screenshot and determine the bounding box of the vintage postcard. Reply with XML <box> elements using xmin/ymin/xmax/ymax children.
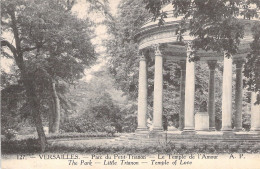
<box><xmin>1</xmin><ymin>0</ymin><xmax>260</xmax><ymax>169</ymax></box>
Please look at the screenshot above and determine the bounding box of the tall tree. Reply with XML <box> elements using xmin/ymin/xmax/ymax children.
<box><xmin>1</xmin><ymin>0</ymin><xmax>96</xmax><ymax>151</ymax></box>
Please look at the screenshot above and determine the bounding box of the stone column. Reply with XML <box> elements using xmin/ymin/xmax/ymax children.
<box><xmin>207</xmin><ymin>60</ymin><xmax>217</xmax><ymax>131</ymax></box>
<box><xmin>179</xmin><ymin>60</ymin><xmax>186</xmax><ymax>130</ymax></box>
<box><xmin>221</xmin><ymin>53</ymin><xmax>233</xmax><ymax>131</ymax></box>
<box><xmin>152</xmin><ymin>45</ymin><xmax>164</xmax><ymax>131</ymax></box>
<box><xmin>183</xmin><ymin>42</ymin><xmax>195</xmax><ymax>132</ymax></box>
<box><xmin>234</xmin><ymin>59</ymin><xmax>244</xmax><ymax>131</ymax></box>
<box><xmin>251</xmin><ymin>92</ymin><xmax>260</xmax><ymax>131</ymax></box>
<box><xmin>136</xmin><ymin>52</ymin><xmax>148</xmax><ymax>132</ymax></box>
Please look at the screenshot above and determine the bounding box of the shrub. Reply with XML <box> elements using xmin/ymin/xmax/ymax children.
<box><xmin>61</xmin><ymin>118</ymin><xmax>119</xmax><ymax>134</ymax></box>
<box><xmin>4</xmin><ymin>129</ymin><xmax>18</xmax><ymax>140</ymax></box>
<box><xmin>252</xmin><ymin>145</ymin><xmax>260</xmax><ymax>153</ymax></box>
<box><xmin>2</xmin><ymin>138</ymin><xmax>40</xmax><ymax>154</ymax></box>
<box><xmin>208</xmin><ymin>146</ymin><xmax>215</xmax><ymax>153</ymax></box>
<box><xmin>46</xmin><ymin>132</ymin><xmax>112</xmax><ymax>139</ymax></box>
<box><xmin>104</xmin><ymin>126</ymin><xmax>116</xmax><ymax>136</ymax></box>
<box><xmin>229</xmin><ymin>144</ymin><xmax>240</xmax><ymax>153</ymax></box>
<box><xmin>213</xmin><ymin>144</ymin><xmax>219</xmax><ymax>151</ymax></box>
<box><xmin>192</xmin><ymin>144</ymin><xmax>199</xmax><ymax>153</ymax></box>
<box><xmin>59</xmin><ymin>129</ymin><xmax>66</xmax><ymax>134</ymax></box>
<box><xmin>224</xmin><ymin>144</ymin><xmax>230</xmax><ymax>152</ymax></box>
<box><xmin>60</xmin><ymin>118</ymin><xmax>97</xmax><ymax>133</ymax></box>
<box><xmin>199</xmin><ymin>144</ymin><xmax>208</xmax><ymax>152</ymax></box>
<box><xmin>2</xmin><ymin>138</ymin><xmax>260</xmax><ymax>154</ymax></box>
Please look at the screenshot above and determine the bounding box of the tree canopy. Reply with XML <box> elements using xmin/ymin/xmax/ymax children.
<box><xmin>143</xmin><ymin>0</ymin><xmax>260</xmax><ymax>101</ymax></box>
<box><xmin>1</xmin><ymin>0</ymin><xmax>97</xmax><ymax>151</ymax></box>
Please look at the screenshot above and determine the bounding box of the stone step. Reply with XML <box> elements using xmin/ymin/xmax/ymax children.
<box><xmin>112</xmin><ymin>138</ymin><xmax>260</xmax><ymax>146</ymax></box>
<box><xmin>113</xmin><ymin>132</ymin><xmax>260</xmax><ymax>147</ymax></box>
<box><xmin>112</xmin><ymin>141</ymin><xmax>258</xmax><ymax>148</ymax></box>
<box><xmin>119</xmin><ymin>135</ymin><xmax>260</xmax><ymax>140</ymax></box>
<box><xmin>116</xmin><ymin>137</ymin><xmax>260</xmax><ymax>143</ymax></box>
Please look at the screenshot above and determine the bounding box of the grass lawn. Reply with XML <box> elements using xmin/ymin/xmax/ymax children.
<box><xmin>2</xmin><ymin>132</ymin><xmax>260</xmax><ymax>154</ymax></box>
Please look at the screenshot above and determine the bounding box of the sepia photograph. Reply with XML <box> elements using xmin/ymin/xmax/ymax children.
<box><xmin>1</xmin><ymin>0</ymin><xmax>260</xmax><ymax>168</ymax></box>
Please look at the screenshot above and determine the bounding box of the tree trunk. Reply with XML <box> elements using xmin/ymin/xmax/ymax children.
<box><xmin>23</xmin><ymin>74</ymin><xmax>47</xmax><ymax>152</ymax></box>
<box><xmin>48</xmin><ymin>99</ymin><xmax>54</xmax><ymax>133</ymax></box>
<box><xmin>32</xmin><ymin>101</ymin><xmax>47</xmax><ymax>152</ymax></box>
<box><xmin>49</xmin><ymin>80</ymin><xmax>61</xmax><ymax>133</ymax></box>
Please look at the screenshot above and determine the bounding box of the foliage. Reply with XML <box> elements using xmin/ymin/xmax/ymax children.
<box><xmin>2</xmin><ymin>138</ymin><xmax>40</xmax><ymax>154</ymax></box>
<box><xmin>104</xmin><ymin>126</ymin><xmax>116</xmax><ymax>136</ymax></box>
<box><xmin>1</xmin><ymin>83</ymin><xmax>27</xmax><ymax>132</ymax></box>
<box><xmin>60</xmin><ymin>68</ymin><xmax>135</xmax><ymax>133</ymax></box>
<box><xmin>106</xmin><ymin>0</ymin><xmax>159</xmax><ymax>129</ymax></box>
<box><xmin>1</xmin><ymin>0</ymin><xmax>98</xmax><ymax>151</ymax></box>
<box><xmin>4</xmin><ymin>129</ymin><xmax>18</xmax><ymax>140</ymax></box>
<box><xmin>2</xmin><ymin>131</ymin><xmax>115</xmax><ymax>142</ymax></box>
<box><xmin>2</xmin><ymin>137</ymin><xmax>260</xmax><ymax>154</ymax></box>
<box><xmin>120</xmin><ymin>104</ymin><xmax>138</xmax><ymax>132</ymax></box>
<box><xmin>61</xmin><ymin>85</ymin><xmax>119</xmax><ymax>133</ymax></box>
<box><xmin>143</xmin><ymin>0</ymin><xmax>260</xmax><ymax>101</ymax></box>
<box><xmin>47</xmin><ymin>132</ymin><xmax>113</xmax><ymax>139</ymax></box>
<box><xmin>244</xmin><ymin>22</ymin><xmax>260</xmax><ymax>104</ymax></box>
<box><xmin>47</xmin><ymin>141</ymin><xmax>260</xmax><ymax>154</ymax></box>
<box><xmin>61</xmin><ymin>118</ymin><xmax>101</xmax><ymax>133</ymax></box>
<box><xmin>106</xmin><ymin>0</ymin><xmax>150</xmax><ymax>100</ymax></box>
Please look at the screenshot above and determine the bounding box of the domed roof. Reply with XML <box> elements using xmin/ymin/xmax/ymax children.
<box><xmin>141</xmin><ymin>4</ymin><xmax>183</xmax><ymax>29</ymax></box>
<box><xmin>141</xmin><ymin>3</ymin><xmax>260</xmax><ymax>29</ymax></box>
<box><xmin>135</xmin><ymin>3</ymin><xmax>260</xmax><ymax>50</ymax></box>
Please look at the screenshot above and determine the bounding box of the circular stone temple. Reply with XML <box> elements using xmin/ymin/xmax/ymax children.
<box><xmin>134</xmin><ymin>4</ymin><xmax>260</xmax><ymax>134</ymax></box>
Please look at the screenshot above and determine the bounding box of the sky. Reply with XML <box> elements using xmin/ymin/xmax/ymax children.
<box><xmin>1</xmin><ymin>0</ymin><xmax>121</xmax><ymax>82</ymax></box>
<box><xmin>71</xmin><ymin>0</ymin><xmax>126</xmax><ymax>102</ymax></box>
<box><xmin>72</xmin><ymin>0</ymin><xmax>121</xmax><ymax>82</ymax></box>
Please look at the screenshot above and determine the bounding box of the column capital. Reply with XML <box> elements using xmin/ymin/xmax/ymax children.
<box><xmin>139</xmin><ymin>53</ymin><xmax>147</xmax><ymax>61</ymax></box>
<box><xmin>153</xmin><ymin>44</ymin><xmax>162</xmax><ymax>57</ymax></box>
<box><xmin>179</xmin><ymin>60</ymin><xmax>186</xmax><ymax>70</ymax></box>
<box><xmin>224</xmin><ymin>51</ymin><xmax>232</xmax><ymax>58</ymax></box>
<box><xmin>186</xmin><ymin>41</ymin><xmax>195</xmax><ymax>53</ymax></box>
<box><xmin>234</xmin><ymin>59</ymin><xmax>245</xmax><ymax>68</ymax></box>
<box><xmin>207</xmin><ymin>60</ymin><xmax>217</xmax><ymax>70</ymax></box>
